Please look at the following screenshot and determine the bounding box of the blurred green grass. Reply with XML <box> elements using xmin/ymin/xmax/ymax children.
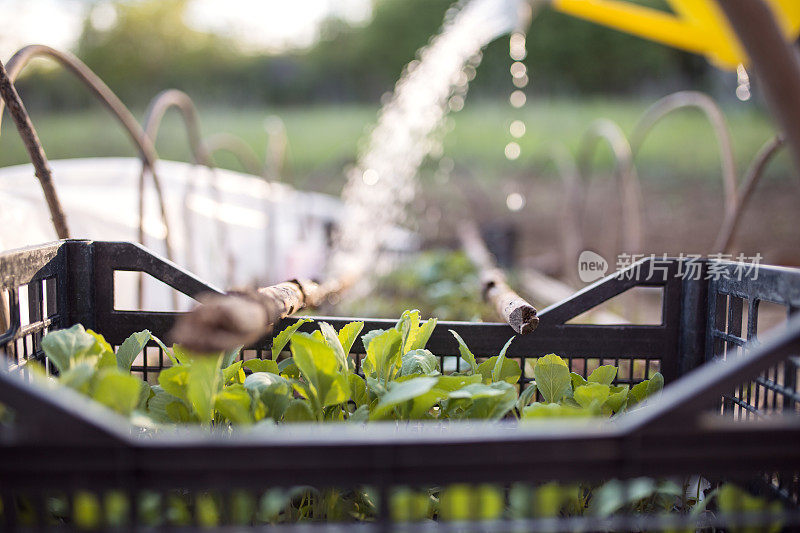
<box><xmin>0</xmin><ymin>98</ymin><xmax>790</xmax><ymax>191</ymax></box>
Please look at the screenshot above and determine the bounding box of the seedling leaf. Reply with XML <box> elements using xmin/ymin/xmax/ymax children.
<box><xmin>41</xmin><ymin>324</ymin><xmax>96</xmax><ymax>373</ymax></box>
<box><xmin>92</xmin><ymin>369</ymin><xmax>143</xmax><ymax>416</ymax></box>
<box><xmin>291</xmin><ymin>333</ymin><xmax>350</xmax><ymax>408</ymax></box>
<box><xmin>588</xmin><ymin>365</ymin><xmax>617</xmax><ymax>385</ymax></box>
<box><xmin>244</xmin><ymin>359</ymin><xmax>280</xmax><ymax>374</ymax></box>
<box><xmin>407</xmin><ymin>318</ymin><xmax>437</xmax><ymax>352</ymax></box>
<box><xmin>534</xmin><ymin>354</ymin><xmax>570</xmax><ymax>404</ymax></box>
<box><xmin>283</xmin><ymin>399</ymin><xmax>315</xmax><ymax>422</ymax></box>
<box><xmin>337</xmin><ymin>321</ymin><xmax>364</xmax><ymax>356</ymax></box>
<box><xmin>517</xmin><ymin>384</ymin><xmax>538</xmax><ymax>411</ymax></box>
<box><xmin>573</xmin><ymin>383</ymin><xmax>610</xmax><ymax>410</ymax></box>
<box><xmin>449</xmin><ymin>330</ymin><xmax>478</xmax><ymax>374</ymax></box>
<box><xmin>271</xmin><ymin>318</ymin><xmax>312</xmax><ymax>360</ymax></box>
<box><xmin>492</xmin><ymin>336</ymin><xmax>516</xmax><ymax>383</ymax></box>
<box><xmin>362</xmin><ymin>328</ymin><xmax>402</xmax><ymax>381</ymax></box>
<box><xmin>221</xmin><ymin>347</ymin><xmax>242</xmax><ymax>369</ymax></box>
<box><xmin>371</xmin><ymin>376</ymin><xmax>439</xmax><ymax>420</ymax></box>
<box><xmin>187</xmin><ymin>355</ymin><xmax>222</xmax><ymax>425</ymax></box>
<box><xmin>399</xmin><ymin>349</ymin><xmax>440</xmax><ymax>377</ymax></box>
<box><xmin>319</xmin><ymin>322</ymin><xmax>349</xmax><ymax>370</ymax></box>
<box><xmin>214</xmin><ymin>384</ymin><xmax>252</xmax><ymax>425</ymax></box>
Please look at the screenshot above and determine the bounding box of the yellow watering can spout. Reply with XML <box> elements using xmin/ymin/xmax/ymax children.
<box><xmin>547</xmin><ymin>0</ymin><xmax>800</xmax><ymax>70</ymax></box>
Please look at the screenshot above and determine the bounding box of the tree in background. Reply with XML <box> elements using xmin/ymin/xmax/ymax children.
<box><xmin>295</xmin><ymin>0</ymin><xmax>706</xmax><ymax>100</ymax></box>
<box><xmin>13</xmin><ymin>0</ymin><xmax>708</xmax><ymax>109</ymax></box>
<box><xmin>305</xmin><ymin>0</ymin><xmax>453</xmax><ymax>101</ymax></box>
<box><xmin>76</xmin><ymin>0</ymin><xmax>250</xmax><ymax>103</ymax></box>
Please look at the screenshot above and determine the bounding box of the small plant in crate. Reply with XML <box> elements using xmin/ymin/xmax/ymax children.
<box><xmin>17</xmin><ymin>310</ymin><xmax>780</xmax><ymax>528</ymax></box>
<box><xmin>38</xmin><ymin>310</ymin><xmax>662</xmax><ymax>426</ymax></box>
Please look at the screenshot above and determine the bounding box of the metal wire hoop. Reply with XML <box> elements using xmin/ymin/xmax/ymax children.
<box><xmin>0</xmin><ymin>45</ymin><xmax>175</xmax><ymax>264</ymax></box>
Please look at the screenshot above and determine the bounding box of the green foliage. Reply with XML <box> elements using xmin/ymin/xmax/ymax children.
<box><xmin>447</xmin><ymin>382</ymin><xmax>517</xmax><ymax>420</ymax></box>
<box><xmin>523</xmin><ymin>354</ymin><xmax>663</xmax><ymax>419</ymax></box>
<box><xmin>362</xmin><ymin>328</ymin><xmax>402</xmax><ymax>383</ymax></box>
<box><xmin>272</xmin><ymin>319</ymin><xmax>313</xmax><ymax>361</ymax></box>
<box><xmin>399</xmin><ymin>349</ymin><xmax>439</xmax><ymax>377</ymax></box>
<box><xmin>589</xmin><ymin>478</ymin><xmax>682</xmax><ymax>517</ymax></box>
<box><xmin>476</xmin><ymin>336</ymin><xmax>520</xmax><ymax>384</ymax></box>
<box><xmin>450</xmin><ymin>330</ymin><xmax>478</xmax><ymax>374</ymax></box>
<box><xmin>337</xmin><ymin>321</ymin><xmax>364</xmax><ymax>357</ymax></box>
<box><xmin>439</xmin><ymin>484</ymin><xmax>504</xmax><ymax>521</ymax></box>
<box><xmin>214</xmin><ymin>385</ymin><xmax>252</xmax><ymax>425</ymax></box>
<box><xmin>15</xmin><ymin>0</ymin><xmax>706</xmax><ymax>116</ymax></box>
<box><xmin>533</xmin><ymin>354</ymin><xmax>571</xmax><ymax>404</ymax></box>
<box><xmin>390</xmin><ymin>489</ymin><xmax>432</xmax><ymax>522</ymax></box>
<box><xmin>244</xmin><ymin>359</ymin><xmax>280</xmax><ymax>374</ymax></box>
<box><xmin>516</xmin><ymin>383</ymin><xmax>537</xmax><ymax>411</ymax></box>
<box><xmin>283</xmin><ymin>399</ymin><xmax>315</xmax><ymax>422</ymax></box>
<box><xmin>371</xmin><ymin>376</ymin><xmax>440</xmax><ymax>420</ymax></box>
<box><xmin>291</xmin><ymin>332</ymin><xmax>351</xmax><ymax>416</ymax></box>
<box><xmin>41</xmin><ymin>324</ymin><xmax>98</xmax><ymax>373</ymax></box>
<box><xmin>244</xmin><ymin>372</ymin><xmax>292</xmax><ymax>422</ymax></box>
<box><xmin>92</xmin><ymin>369</ymin><xmax>147</xmax><ymax>416</ymax></box>
<box><xmin>628</xmin><ymin>372</ymin><xmax>665</xmax><ymax>407</ymax></box>
<box><xmin>509</xmin><ymin>482</ymin><xmax>583</xmax><ymax>518</ymax></box>
<box><xmin>40</xmin><ymin>312</ymin><xmax>669</xmax><ymax>428</ymax></box>
<box><xmin>717</xmin><ymin>484</ymin><xmax>783</xmax><ymax>533</ymax></box>
<box><xmin>115</xmin><ymin>330</ymin><xmax>151</xmax><ymax>371</ymax></box>
<box><xmin>588</xmin><ymin>364</ymin><xmax>617</xmax><ymax>385</ymax></box>
<box><xmin>41</xmin><ymin>312</ymin><xmax>777</xmax><ymax>528</ymax></box>
<box><xmin>345</xmin><ymin>252</ymin><xmax>493</xmax><ymax>321</ymax></box>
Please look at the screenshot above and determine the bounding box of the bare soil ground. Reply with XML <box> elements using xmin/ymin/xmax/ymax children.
<box><xmin>438</xmin><ymin>175</ymin><xmax>800</xmax><ymax>274</ymax></box>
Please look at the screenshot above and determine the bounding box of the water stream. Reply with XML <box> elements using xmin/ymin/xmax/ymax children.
<box><xmin>330</xmin><ymin>0</ymin><xmax>530</xmax><ymax>279</ymax></box>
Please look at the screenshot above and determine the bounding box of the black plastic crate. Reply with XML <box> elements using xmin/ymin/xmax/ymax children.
<box><xmin>1</xmin><ymin>239</ymin><xmax>799</xmax><ymax>531</ymax></box>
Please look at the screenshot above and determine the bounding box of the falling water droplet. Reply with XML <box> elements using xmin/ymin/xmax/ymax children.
<box><xmin>449</xmin><ymin>95</ymin><xmax>465</xmax><ymax>112</ymax></box>
<box><xmin>510</xmin><ymin>62</ymin><xmax>527</xmax><ymax>78</ymax></box>
<box><xmin>505</xmin><ymin>142</ymin><xmax>521</xmax><ymax>160</ymax></box>
<box><xmin>464</xmin><ymin>65</ymin><xmax>477</xmax><ymax>81</ymax></box>
<box><xmin>512</xmin><ymin>74</ymin><xmax>529</xmax><ymax>88</ymax></box>
<box><xmin>505</xmin><ymin>30</ymin><xmax>529</xmax><ymax>161</ymax></box>
<box><xmin>510</xmin><ymin>120</ymin><xmax>526</xmax><ymax>138</ymax></box>
<box><xmin>509</xmin><ymin>32</ymin><xmax>526</xmax><ymax>61</ymax></box>
<box><xmin>736</xmin><ymin>64</ymin><xmax>751</xmax><ymax>102</ymax></box>
<box><xmin>509</xmin><ymin>90</ymin><xmax>526</xmax><ymax>108</ymax></box>
<box><xmin>506</xmin><ymin>192</ymin><xmax>526</xmax><ymax>211</ymax></box>
<box><xmin>362</xmin><ymin>169</ymin><xmax>379</xmax><ymax>185</ymax></box>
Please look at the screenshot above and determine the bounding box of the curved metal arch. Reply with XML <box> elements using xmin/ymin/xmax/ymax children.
<box><xmin>630</xmin><ymin>91</ymin><xmax>737</xmax><ymax>217</ymax></box>
<box><xmin>714</xmin><ymin>135</ymin><xmax>785</xmax><ymax>252</ymax></box>
<box><xmin>0</xmin><ymin>45</ymin><xmax>175</xmax><ymax>262</ymax></box>
<box><xmin>263</xmin><ymin>115</ymin><xmax>287</xmax><ymax>181</ymax></box>
<box><xmin>139</xmin><ymin>89</ymin><xmax>234</xmax><ymax>298</ymax></box>
<box><xmin>577</xmin><ymin>118</ymin><xmax>644</xmax><ymax>254</ymax></box>
<box><xmin>141</xmin><ymin>89</ymin><xmax>211</xmax><ymax>167</ymax></box>
<box><xmin>204</xmin><ymin>132</ymin><xmax>264</xmax><ymax>177</ymax></box>
<box><xmin>547</xmin><ymin>143</ymin><xmax>584</xmax><ymax>282</ymax></box>
<box><xmin>139</xmin><ymin>90</ymin><xmax>211</xmax><ymax>272</ymax></box>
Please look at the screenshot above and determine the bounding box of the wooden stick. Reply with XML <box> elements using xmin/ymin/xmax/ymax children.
<box><xmin>0</xmin><ymin>291</ymin><xmax>9</xmax><ymax>334</ymax></box>
<box><xmin>169</xmin><ymin>274</ymin><xmax>357</xmax><ymax>352</ymax></box>
<box><xmin>457</xmin><ymin>220</ymin><xmax>539</xmax><ymax>334</ymax></box>
<box><xmin>2</xmin><ymin>45</ymin><xmax>177</xmax><ymax>269</ymax></box>
<box><xmin>0</xmin><ymin>59</ymin><xmax>69</xmax><ymax>239</ymax></box>
<box><xmin>716</xmin><ymin>0</ymin><xmax>800</xmax><ymax>176</ymax></box>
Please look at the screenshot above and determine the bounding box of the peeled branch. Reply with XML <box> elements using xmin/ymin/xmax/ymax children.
<box><xmin>458</xmin><ymin>220</ymin><xmax>539</xmax><ymax>335</ymax></box>
<box><xmin>169</xmin><ymin>275</ymin><xmax>357</xmax><ymax>353</ymax></box>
